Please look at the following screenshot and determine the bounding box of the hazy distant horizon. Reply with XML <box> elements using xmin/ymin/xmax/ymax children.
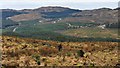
<box><xmin>0</xmin><ymin>0</ymin><xmax>119</xmax><ymax>10</ymax></box>
<box><xmin>0</xmin><ymin>6</ymin><xmax>119</xmax><ymax>11</ymax></box>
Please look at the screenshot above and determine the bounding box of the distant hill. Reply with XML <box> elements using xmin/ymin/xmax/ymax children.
<box><xmin>2</xmin><ymin>9</ymin><xmax>27</xmax><ymax>19</ymax></box>
<box><xmin>1</xmin><ymin>6</ymin><xmax>119</xmax><ymax>42</ymax></box>
<box><xmin>1</xmin><ymin>6</ymin><xmax>118</xmax><ymax>25</ymax></box>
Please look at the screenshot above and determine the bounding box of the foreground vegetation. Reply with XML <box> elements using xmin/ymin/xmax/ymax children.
<box><xmin>1</xmin><ymin>36</ymin><xmax>119</xmax><ymax>67</ymax></box>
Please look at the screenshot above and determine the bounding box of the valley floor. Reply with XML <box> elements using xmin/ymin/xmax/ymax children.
<box><xmin>0</xmin><ymin>36</ymin><xmax>119</xmax><ymax>67</ymax></box>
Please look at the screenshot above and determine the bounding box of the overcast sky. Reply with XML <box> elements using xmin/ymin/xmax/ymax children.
<box><xmin>0</xmin><ymin>0</ymin><xmax>119</xmax><ymax>10</ymax></box>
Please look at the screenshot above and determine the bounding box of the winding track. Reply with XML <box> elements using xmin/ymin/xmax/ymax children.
<box><xmin>13</xmin><ymin>23</ymin><xmax>21</xmax><ymax>32</ymax></box>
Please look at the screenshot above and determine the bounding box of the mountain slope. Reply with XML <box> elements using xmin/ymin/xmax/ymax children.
<box><xmin>5</xmin><ymin>6</ymin><xmax>81</xmax><ymax>22</ymax></box>
<box><xmin>8</xmin><ymin>13</ymin><xmax>42</xmax><ymax>22</ymax></box>
<box><xmin>2</xmin><ymin>9</ymin><xmax>27</xmax><ymax>19</ymax></box>
<box><xmin>4</xmin><ymin>7</ymin><xmax>118</xmax><ymax>25</ymax></box>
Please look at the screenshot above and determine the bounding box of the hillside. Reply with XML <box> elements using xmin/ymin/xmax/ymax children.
<box><xmin>2</xmin><ymin>7</ymin><xmax>119</xmax><ymax>39</ymax></box>
<box><xmin>61</xmin><ymin>27</ymin><xmax>119</xmax><ymax>39</ymax></box>
<box><xmin>2</xmin><ymin>19</ymin><xmax>120</xmax><ymax>42</ymax></box>
<box><xmin>2</xmin><ymin>9</ymin><xmax>27</xmax><ymax>19</ymax></box>
<box><xmin>32</xmin><ymin>6</ymin><xmax>80</xmax><ymax>13</ymax></box>
<box><xmin>8</xmin><ymin>13</ymin><xmax>42</xmax><ymax>22</ymax></box>
<box><xmin>2</xmin><ymin>7</ymin><xmax>118</xmax><ymax>24</ymax></box>
<box><xmin>1</xmin><ymin>36</ymin><xmax>119</xmax><ymax>67</ymax></box>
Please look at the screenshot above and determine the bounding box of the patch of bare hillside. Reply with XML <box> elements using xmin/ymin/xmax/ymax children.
<box><xmin>1</xmin><ymin>36</ymin><xmax>119</xmax><ymax>67</ymax></box>
<box><xmin>9</xmin><ymin>13</ymin><xmax>42</xmax><ymax>22</ymax></box>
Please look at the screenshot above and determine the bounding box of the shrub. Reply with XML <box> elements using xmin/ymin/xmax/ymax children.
<box><xmin>32</xmin><ymin>54</ymin><xmax>41</xmax><ymax>65</ymax></box>
<box><xmin>77</xmin><ymin>50</ymin><xmax>84</xmax><ymax>57</ymax></box>
<box><xmin>37</xmin><ymin>60</ymin><xmax>41</xmax><ymax>65</ymax></box>
<box><xmin>42</xmin><ymin>58</ymin><xmax>47</xmax><ymax>62</ymax></box>
<box><xmin>32</xmin><ymin>54</ymin><xmax>40</xmax><ymax>60</ymax></box>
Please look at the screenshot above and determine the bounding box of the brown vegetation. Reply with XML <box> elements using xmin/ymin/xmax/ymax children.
<box><xmin>1</xmin><ymin>36</ymin><xmax>119</xmax><ymax>67</ymax></box>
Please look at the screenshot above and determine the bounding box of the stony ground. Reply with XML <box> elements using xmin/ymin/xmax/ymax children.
<box><xmin>0</xmin><ymin>36</ymin><xmax>119</xmax><ymax>67</ymax></box>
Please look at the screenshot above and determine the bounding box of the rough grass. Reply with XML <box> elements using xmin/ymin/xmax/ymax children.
<box><xmin>1</xmin><ymin>36</ymin><xmax>119</xmax><ymax>67</ymax></box>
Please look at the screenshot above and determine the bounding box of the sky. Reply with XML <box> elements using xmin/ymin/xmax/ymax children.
<box><xmin>0</xmin><ymin>0</ymin><xmax>119</xmax><ymax>10</ymax></box>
